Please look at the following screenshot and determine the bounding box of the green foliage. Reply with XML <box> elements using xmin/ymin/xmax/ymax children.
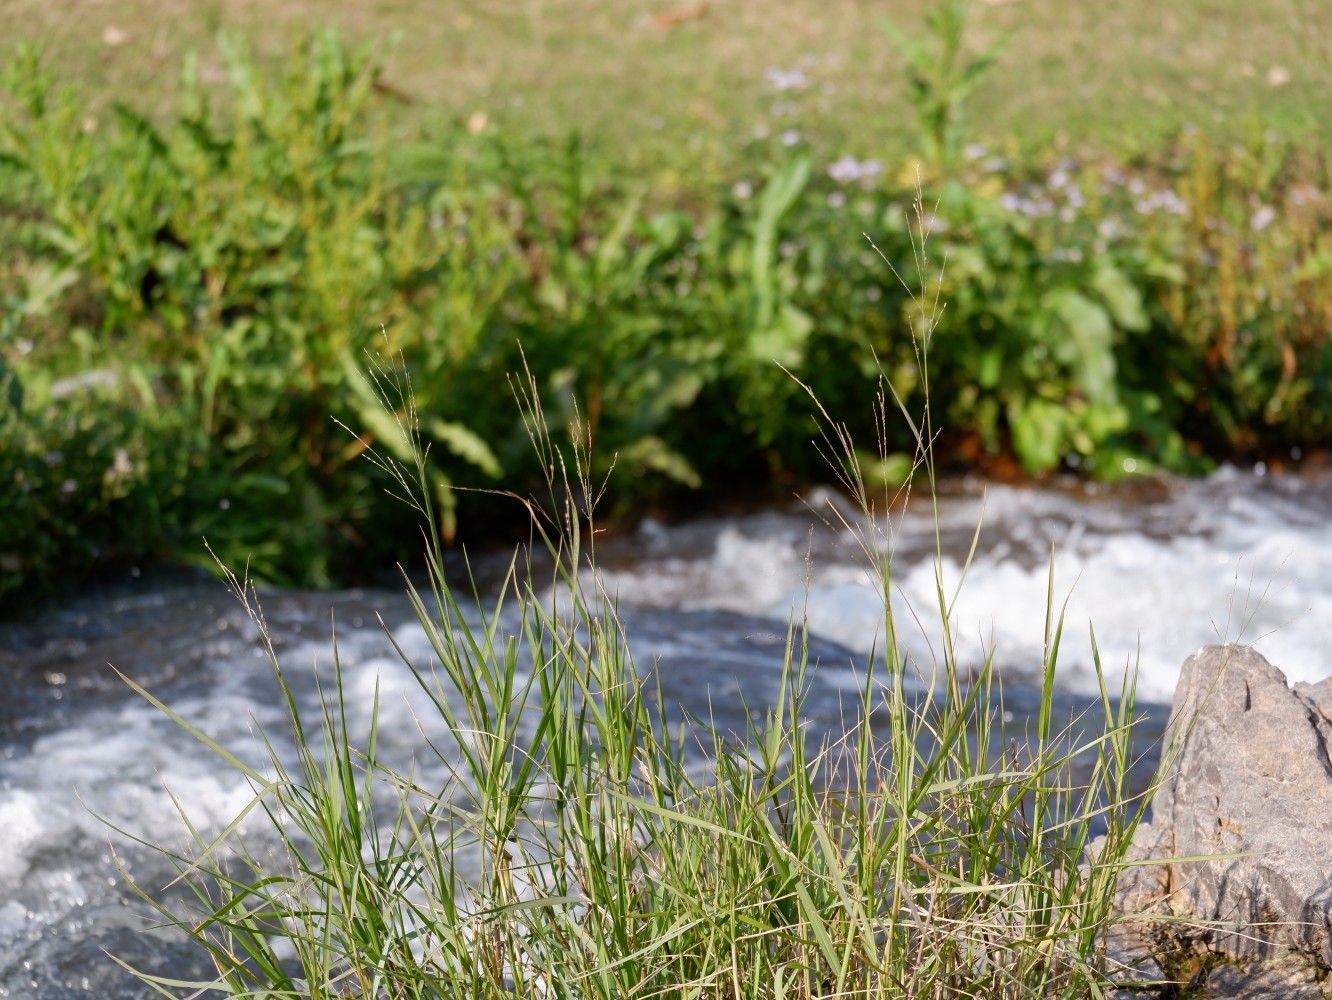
<box><xmin>1</xmin><ymin>33</ymin><xmax>512</xmax><ymax>600</ymax></box>
<box><xmin>6</xmin><ymin>28</ymin><xmax>1332</xmax><ymax>602</ymax></box>
<box><xmin>884</xmin><ymin>181</ymin><xmax>1179</xmax><ymax>476</ymax></box>
<box><xmin>881</xmin><ymin>0</ymin><xmax>1006</xmax><ymax>172</ymax></box>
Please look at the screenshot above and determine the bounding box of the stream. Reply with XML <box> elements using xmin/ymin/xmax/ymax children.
<box><xmin>2</xmin><ymin>464</ymin><xmax>1330</xmax><ymax>998</ymax></box>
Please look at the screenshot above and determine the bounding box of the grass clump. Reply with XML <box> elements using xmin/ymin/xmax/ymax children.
<box><xmin>109</xmin><ymin>301</ymin><xmax>1167</xmax><ymax>998</ymax></box>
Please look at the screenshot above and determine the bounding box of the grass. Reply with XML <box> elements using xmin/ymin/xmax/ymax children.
<box><xmin>6</xmin><ymin>0</ymin><xmax>1332</xmax><ymax>174</ymax></box>
<box><xmin>102</xmin><ymin>220</ymin><xmax>1181</xmax><ymax>998</ymax></box>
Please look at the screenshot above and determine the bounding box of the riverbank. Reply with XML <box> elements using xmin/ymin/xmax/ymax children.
<box><xmin>5</xmin><ymin>9</ymin><xmax>1332</xmax><ymax>610</ymax></box>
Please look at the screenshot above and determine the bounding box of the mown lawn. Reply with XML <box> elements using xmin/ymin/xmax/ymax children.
<box><xmin>7</xmin><ymin>0</ymin><xmax>1331</xmax><ymax>170</ymax></box>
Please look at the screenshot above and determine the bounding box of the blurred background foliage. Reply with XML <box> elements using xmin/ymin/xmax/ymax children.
<box><xmin>3</xmin><ymin>3</ymin><xmax>1332</xmax><ymax>606</ymax></box>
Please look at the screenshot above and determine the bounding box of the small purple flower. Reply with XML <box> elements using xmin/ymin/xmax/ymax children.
<box><xmin>1162</xmin><ymin>191</ymin><xmax>1188</xmax><ymax>216</ymax></box>
<box><xmin>780</xmin><ymin>129</ymin><xmax>802</xmax><ymax>147</ymax></box>
<box><xmin>1136</xmin><ymin>190</ymin><xmax>1189</xmax><ymax>216</ymax></box>
<box><xmin>827</xmin><ymin>156</ymin><xmax>882</xmax><ymax>185</ymax></box>
<box><xmin>828</xmin><ymin>155</ymin><xmax>861</xmax><ymax>184</ymax></box>
<box><xmin>1250</xmin><ymin>205</ymin><xmax>1277</xmax><ymax>231</ymax></box>
<box><xmin>764</xmin><ymin>67</ymin><xmax>808</xmax><ymax>92</ymax></box>
<box><xmin>732</xmin><ymin>180</ymin><xmax>754</xmax><ymax>200</ymax></box>
<box><xmin>827</xmin><ymin>191</ymin><xmax>847</xmax><ymax>208</ymax></box>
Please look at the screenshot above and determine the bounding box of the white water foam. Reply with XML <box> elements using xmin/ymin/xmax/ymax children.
<box><xmin>597</xmin><ymin>468</ymin><xmax>1332</xmax><ymax>703</ymax></box>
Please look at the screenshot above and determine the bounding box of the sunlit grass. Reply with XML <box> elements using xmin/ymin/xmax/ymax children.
<box><xmin>105</xmin><ymin>219</ymin><xmax>1179</xmax><ymax>996</ymax></box>
<box><xmin>5</xmin><ymin>0</ymin><xmax>1331</xmax><ymax>171</ymax></box>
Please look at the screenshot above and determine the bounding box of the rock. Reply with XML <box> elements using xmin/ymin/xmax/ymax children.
<box><xmin>1203</xmin><ymin>955</ymin><xmax>1329</xmax><ymax>999</ymax></box>
<box><xmin>1120</xmin><ymin>644</ymin><xmax>1332</xmax><ymax>976</ymax></box>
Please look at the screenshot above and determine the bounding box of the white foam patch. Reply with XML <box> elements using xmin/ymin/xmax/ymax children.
<box><xmin>0</xmin><ymin>790</ymin><xmax>43</xmax><ymax>885</ymax></box>
<box><xmin>597</xmin><ymin>471</ymin><xmax>1332</xmax><ymax>702</ymax></box>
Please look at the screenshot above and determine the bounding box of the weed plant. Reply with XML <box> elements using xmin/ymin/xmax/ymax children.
<box><xmin>108</xmin><ymin>232</ymin><xmax>1167</xmax><ymax>997</ymax></box>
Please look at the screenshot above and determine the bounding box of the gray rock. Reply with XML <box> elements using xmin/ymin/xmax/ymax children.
<box><xmin>1203</xmin><ymin>956</ymin><xmax>1329</xmax><ymax>999</ymax></box>
<box><xmin>1123</xmin><ymin>644</ymin><xmax>1332</xmax><ymax>973</ymax></box>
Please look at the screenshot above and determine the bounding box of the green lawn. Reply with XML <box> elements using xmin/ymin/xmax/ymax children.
<box><xmin>7</xmin><ymin>0</ymin><xmax>1331</xmax><ymax>172</ymax></box>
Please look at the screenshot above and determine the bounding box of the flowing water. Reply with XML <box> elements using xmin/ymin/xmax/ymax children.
<box><xmin>2</xmin><ymin>465</ymin><xmax>1330</xmax><ymax>998</ymax></box>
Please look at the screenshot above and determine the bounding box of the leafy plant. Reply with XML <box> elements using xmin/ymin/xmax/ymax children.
<box><xmin>0</xmin><ymin>33</ymin><xmax>512</xmax><ymax>589</ymax></box>
<box><xmin>7</xmin><ymin>26</ymin><xmax>1332</xmax><ymax>605</ymax></box>
<box><xmin>881</xmin><ymin>0</ymin><xmax>1006</xmax><ymax>172</ymax></box>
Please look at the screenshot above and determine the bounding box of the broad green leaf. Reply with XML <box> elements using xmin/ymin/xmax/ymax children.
<box><xmin>536</xmin><ymin>274</ymin><xmax>569</xmax><ymax>315</ymax></box>
<box><xmin>977</xmin><ymin>345</ymin><xmax>1002</xmax><ymax>388</ymax></box>
<box><xmin>856</xmin><ymin>448</ymin><xmax>914</xmax><ymax>489</ymax></box>
<box><xmin>340</xmin><ymin>351</ymin><xmax>415</xmax><ymax>465</ymax></box>
<box><xmin>1144</xmin><ymin>257</ymin><xmax>1187</xmax><ymax>284</ymax></box>
<box><xmin>595</xmin><ymin>185</ymin><xmax>646</xmax><ymax>273</ymax></box>
<box><xmin>1009</xmin><ymin>397</ymin><xmax>1068</xmax><ymax>472</ymax></box>
<box><xmin>751</xmin><ymin>153</ymin><xmax>811</xmax><ymax>330</ymax></box>
<box><xmin>1091</xmin><ymin>263</ymin><xmax>1148</xmax><ymax>332</ymax></box>
<box><xmin>21</xmin><ymin>262</ymin><xmax>80</xmax><ymax>316</ymax></box>
<box><xmin>33</xmin><ymin>223</ymin><xmax>84</xmax><ymax>258</ymax></box>
<box><xmin>1045</xmin><ymin>288</ymin><xmax>1117</xmax><ymax>406</ymax></box>
<box><xmin>1292</xmin><ymin>246</ymin><xmax>1332</xmax><ymax>283</ymax></box>
<box><xmin>619</xmin><ymin>436</ymin><xmax>701</xmax><ymax>488</ymax></box>
<box><xmin>748</xmin><ymin>302</ymin><xmax>813</xmax><ymax>367</ymax></box>
<box><xmin>425</xmin><ymin>418</ymin><xmax>502</xmax><ymax>478</ymax></box>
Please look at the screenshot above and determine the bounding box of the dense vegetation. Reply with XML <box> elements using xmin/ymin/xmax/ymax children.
<box><xmin>4</xmin><ymin>21</ymin><xmax>1332</xmax><ymax>605</ymax></box>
